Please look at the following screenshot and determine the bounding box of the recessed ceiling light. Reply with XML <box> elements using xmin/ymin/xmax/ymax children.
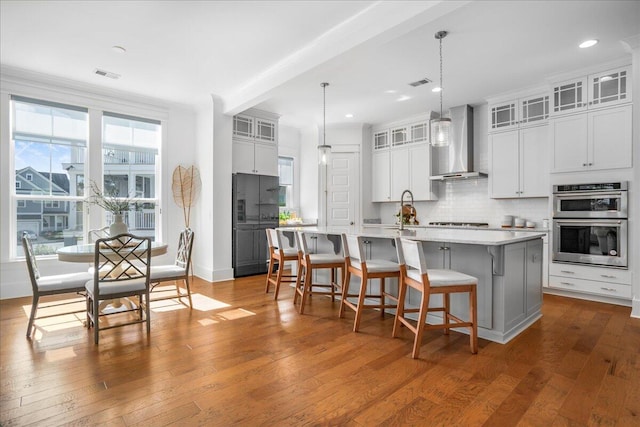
<box><xmin>385</xmin><ymin>90</ymin><xmax>397</xmax><ymax>94</ymax></box>
<box><xmin>112</xmin><ymin>45</ymin><xmax>127</xmax><ymax>53</ymax></box>
<box><xmin>397</xmin><ymin>95</ymin><xmax>411</xmax><ymax>102</ymax></box>
<box><xmin>579</xmin><ymin>39</ymin><xmax>598</xmax><ymax>49</ymax></box>
<box><xmin>345</xmin><ymin>113</ymin><xmax>354</xmax><ymax>118</ymax></box>
<box><xmin>432</xmin><ymin>87</ymin><xmax>442</xmax><ymax>93</ymax></box>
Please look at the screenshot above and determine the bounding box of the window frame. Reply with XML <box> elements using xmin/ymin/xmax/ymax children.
<box><xmin>278</xmin><ymin>156</ymin><xmax>294</xmax><ymax>210</ymax></box>
<box><xmin>2</xmin><ymin>87</ymin><xmax>168</xmax><ymax>261</ymax></box>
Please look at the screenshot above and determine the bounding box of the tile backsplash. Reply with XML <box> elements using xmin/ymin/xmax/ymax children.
<box><xmin>379</xmin><ymin>178</ymin><xmax>550</xmax><ymax>228</ymax></box>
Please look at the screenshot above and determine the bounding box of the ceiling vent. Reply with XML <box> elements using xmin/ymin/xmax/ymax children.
<box><xmin>94</xmin><ymin>69</ymin><xmax>121</xmax><ymax>80</ymax></box>
<box><xmin>408</xmin><ymin>77</ymin><xmax>432</xmax><ymax>87</ymax></box>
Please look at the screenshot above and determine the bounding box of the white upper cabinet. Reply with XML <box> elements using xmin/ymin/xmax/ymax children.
<box><xmin>410</xmin><ymin>122</ymin><xmax>428</xmax><ymax>143</ymax></box>
<box><xmin>372</xmin><ymin>149</ymin><xmax>391</xmax><ymax>202</ymax></box>
<box><xmin>371</xmin><ymin>116</ymin><xmax>436</xmax><ymax>202</ymax></box>
<box><xmin>233</xmin><ymin>112</ymin><xmax>278</xmax><ymax>144</ymax></box>
<box><xmin>489</xmin><ymin>125</ymin><xmax>548</xmax><ymax>198</ymax></box>
<box><xmin>550</xmin><ymin>65</ymin><xmax>631</xmax><ymax>116</ymax></box>
<box><xmin>232</xmin><ymin>109</ymin><xmax>279</xmax><ymax>176</ymax></box>
<box><xmin>391</xmin><ymin>126</ymin><xmax>409</xmax><ymax>147</ymax></box>
<box><xmin>373</xmin><ymin>130</ymin><xmax>389</xmax><ymax>150</ymax></box>
<box><xmin>550</xmin><ymin>104</ymin><xmax>632</xmax><ymax>173</ymax></box>
<box><xmin>488</xmin><ymin>93</ymin><xmax>549</xmax><ymax>132</ymax></box>
<box><xmin>232</xmin><ymin>139</ymin><xmax>278</xmax><ymax>176</ymax></box>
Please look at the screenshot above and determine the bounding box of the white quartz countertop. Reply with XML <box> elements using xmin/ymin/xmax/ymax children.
<box><xmin>278</xmin><ymin>226</ymin><xmax>546</xmax><ymax>246</ymax></box>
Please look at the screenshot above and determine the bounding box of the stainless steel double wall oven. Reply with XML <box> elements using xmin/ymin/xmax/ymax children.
<box><xmin>552</xmin><ymin>182</ymin><xmax>628</xmax><ymax>268</ymax></box>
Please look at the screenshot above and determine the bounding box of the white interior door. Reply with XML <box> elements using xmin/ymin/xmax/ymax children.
<box><xmin>325</xmin><ymin>152</ymin><xmax>359</xmax><ymax>233</ymax></box>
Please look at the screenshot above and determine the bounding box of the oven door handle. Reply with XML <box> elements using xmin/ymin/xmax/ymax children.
<box><xmin>554</xmin><ymin>219</ymin><xmax>623</xmax><ymax>227</ymax></box>
<box><xmin>554</xmin><ymin>192</ymin><xmax>624</xmax><ymax>199</ymax></box>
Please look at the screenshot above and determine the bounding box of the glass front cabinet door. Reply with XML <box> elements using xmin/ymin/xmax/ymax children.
<box><xmin>588</xmin><ymin>66</ymin><xmax>631</xmax><ymax>108</ymax></box>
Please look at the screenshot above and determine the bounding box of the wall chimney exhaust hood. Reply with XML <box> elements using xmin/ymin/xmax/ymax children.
<box><xmin>430</xmin><ymin>105</ymin><xmax>487</xmax><ymax>181</ymax></box>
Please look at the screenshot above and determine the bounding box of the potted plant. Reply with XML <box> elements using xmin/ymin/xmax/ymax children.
<box><xmin>87</xmin><ymin>181</ymin><xmax>133</xmax><ymax>236</ymax></box>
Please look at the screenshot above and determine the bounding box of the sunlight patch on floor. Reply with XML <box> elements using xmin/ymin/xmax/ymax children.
<box><xmin>44</xmin><ymin>346</ymin><xmax>79</xmax><ymax>362</ymax></box>
<box><xmin>198</xmin><ymin>307</ymin><xmax>256</xmax><ymax>326</ymax></box>
<box><xmin>190</xmin><ymin>294</ymin><xmax>232</xmax><ymax>311</ymax></box>
<box><xmin>22</xmin><ymin>297</ymin><xmax>85</xmax><ymax>318</ymax></box>
<box><xmin>31</xmin><ymin>313</ymin><xmax>86</xmax><ymax>340</ymax></box>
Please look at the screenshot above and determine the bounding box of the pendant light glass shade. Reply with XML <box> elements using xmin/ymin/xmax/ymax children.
<box><xmin>430</xmin><ymin>117</ymin><xmax>451</xmax><ymax>147</ymax></box>
<box><xmin>318</xmin><ymin>82</ymin><xmax>331</xmax><ymax>165</ymax></box>
<box><xmin>318</xmin><ymin>144</ymin><xmax>331</xmax><ymax>165</ymax></box>
<box><xmin>431</xmin><ymin>30</ymin><xmax>450</xmax><ymax>147</ymax></box>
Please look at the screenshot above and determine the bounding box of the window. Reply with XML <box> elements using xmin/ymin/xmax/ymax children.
<box><xmin>102</xmin><ymin>113</ymin><xmax>160</xmax><ymax>237</ymax></box>
<box><xmin>278</xmin><ymin>156</ymin><xmax>293</xmax><ymax>208</ymax></box>
<box><xmin>12</xmin><ymin>96</ymin><xmax>87</xmax><ymax>256</ymax></box>
<box><xmin>10</xmin><ymin>95</ymin><xmax>163</xmax><ymax>258</ymax></box>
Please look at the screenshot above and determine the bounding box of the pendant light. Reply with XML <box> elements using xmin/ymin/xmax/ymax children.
<box><xmin>431</xmin><ymin>30</ymin><xmax>451</xmax><ymax>147</ymax></box>
<box><xmin>318</xmin><ymin>82</ymin><xmax>331</xmax><ymax>165</ymax></box>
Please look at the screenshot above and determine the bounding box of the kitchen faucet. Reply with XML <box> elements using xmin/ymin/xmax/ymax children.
<box><xmin>399</xmin><ymin>189</ymin><xmax>414</xmax><ymax>231</ymax></box>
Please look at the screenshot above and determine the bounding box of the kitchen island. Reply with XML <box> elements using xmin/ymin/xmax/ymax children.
<box><xmin>280</xmin><ymin>226</ymin><xmax>546</xmax><ymax>344</ymax></box>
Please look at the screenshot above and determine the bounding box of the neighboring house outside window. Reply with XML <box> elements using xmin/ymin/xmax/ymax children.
<box><xmin>13</xmin><ymin>96</ymin><xmax>87</xmax><ymax>252</ymax></box>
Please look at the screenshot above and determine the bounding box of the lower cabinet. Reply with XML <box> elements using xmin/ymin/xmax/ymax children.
<box><xmin>420</xmin><ymin>241</ymin><xmax>494</xmax><ymax>329</ymax></box>
<box><xmin>548</xmin><ymin>262</ymin><xmax>632</xmax><ymax>300</ymax></box>
<box><xmin>491</xmin><ymin>239</ymin><xmax>543</xmax><ymax>334</ymax></box>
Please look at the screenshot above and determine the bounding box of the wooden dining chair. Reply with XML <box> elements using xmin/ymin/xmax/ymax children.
<box><xmin>265</xmin><ymin>228</ymin><xmax>299</xmax><ymax>300</ymax></box>
<box><xmin>85</xmin><ymin>233</ymin><xmax>152</xmax><ymax>344</ymax></box>
<box><xmin>150</xmin><ymin>228</ymin><xmax>195</xmax><ymax>307</ymax></box>
<box><xmin>340</xmin><ymin>233</ymin><xmax>400</xmax><ymax>332</ymax></box>
<box><xmin>293</xmin><ymin>231</ymin><xmax>345</xmax><ymax>314</ymax></box>
<box><xmin>22</xmin><ymin>232</ymin><xmax>91</xmax><ymax>338</ymax></box>
<box><xmin>393</xmin><ymin>237</ymin><xmax>478</xmax><ymax>358</ymax></box>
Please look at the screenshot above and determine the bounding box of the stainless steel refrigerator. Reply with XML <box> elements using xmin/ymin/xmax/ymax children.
<box><xmin>232</xmin><ymin>173</ymin><xmax>279</xmax><ymax>277</ymax></box>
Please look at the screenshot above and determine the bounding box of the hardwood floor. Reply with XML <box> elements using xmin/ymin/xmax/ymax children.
<box><xmin>1</xmin><ymin>275</ymin><xmax>639</xmax><ymax>426</ymax></box>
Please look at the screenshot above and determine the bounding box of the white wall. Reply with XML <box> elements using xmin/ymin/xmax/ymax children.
<box><xmin>192</xmin><ymin>95</ymin><xmax>234</xmax><ymax>283</ymax></box>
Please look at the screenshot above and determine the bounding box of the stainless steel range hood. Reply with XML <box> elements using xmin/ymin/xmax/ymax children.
<box><xmin>430</xmin><ymin>105</ymin><xmax>487</xmax><ymax>181</ymax></box>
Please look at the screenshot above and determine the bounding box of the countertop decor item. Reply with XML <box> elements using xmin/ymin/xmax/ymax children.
<box><xmin>172</xmin><ymin>165</ymin><xmax>201</xmax><ymax>228</ymax></box>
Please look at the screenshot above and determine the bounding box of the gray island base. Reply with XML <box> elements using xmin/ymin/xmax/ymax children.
<box><xmin>280</xmin><ymin>226</ymin><xmax>545</xmax><ymax>344</ymax></box>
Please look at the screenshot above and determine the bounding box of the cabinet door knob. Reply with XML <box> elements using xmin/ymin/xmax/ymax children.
<box><xmin>582</xmin><ymin>163</ymin><xmax>587</xmax><ymax>167</ymax></box>
<box><xmin>588</xmin><ymin>163</ymin><xmax>593</xmax><ymax>166</ymax></box>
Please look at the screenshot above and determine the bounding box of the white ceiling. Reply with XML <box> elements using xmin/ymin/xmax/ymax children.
<box><xmin>1</xmin><ymin>1</ymin><xmax>639</xmax><ymax>128</ymax></box>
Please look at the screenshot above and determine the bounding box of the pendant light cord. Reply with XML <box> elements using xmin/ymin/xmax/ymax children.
<box><xmin>319</xmin><ymin>82</ymin><xmax>329</xmax><ymax>149</ymax></box>
<box><xmin>439</xmin><ymin>35</ymin><xmax>443</xmax><ymax>118</ymax></box>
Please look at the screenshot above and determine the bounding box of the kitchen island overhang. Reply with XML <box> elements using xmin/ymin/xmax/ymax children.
<box><xmin>280</xmin><ymin>226</ymin><xmax>546</xmax><ymax>344</ymax></box>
